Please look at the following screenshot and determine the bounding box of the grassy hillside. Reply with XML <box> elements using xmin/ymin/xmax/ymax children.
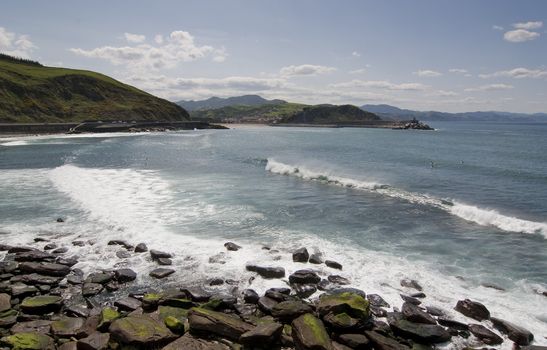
<box><xmin>280</xmin><ymin>104</ymin><xmax>381</xmax><ymax>124</ymax></box>
<box><xmin>190</xmin><ymin>103</ymin><xmax>307</xmax><ymax>123</ymax></box>
<box><xmin>178</xmin><ymin>94</ymin><xmax>286</xmax><ymax>111</ymax></box>
<box><xmin>0</xmin><ymin>55</ymin><xmax>189</xmax><ymax>123</ymax></box>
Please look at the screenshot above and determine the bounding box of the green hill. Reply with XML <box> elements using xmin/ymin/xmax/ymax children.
<box><xmin>0</xmin><ymin>54</ymin><xmax>189</xmax><ymax>123</ymax></box>
<box><xmin>190</xmin><ymin>102</ymin><xmax>307</xmax><ymax>123</ymax></box>
<box><xmin>279</xmin><ymin>104</ymin><xmax>381</xmax><ymax>124</ymax></box>
<box><xmin>178</xmin><ymin>94</ymin><xmax>287</xmax><ymax>111</ymax></box>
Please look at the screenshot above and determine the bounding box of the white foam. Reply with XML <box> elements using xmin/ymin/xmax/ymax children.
<box><xmin>0</xmin><ymin>140</ymin><xmax>29</xmax><ymax>146</ymax></box>
<box><xmin>266</xmin><ymin>159</ymin><xmax>547</xmax><ymax>236</ymax></box>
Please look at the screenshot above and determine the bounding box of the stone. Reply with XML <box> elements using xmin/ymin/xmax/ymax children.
<box><xmin>109</xmin><ymin>315</ymin><xmax>176</xmax><ymax>346</ymax></box>
<box><xmin>150</xmin><ymin>249</ymin><xmax>172</xmax><ymax>259</ymax></box>
<box><xmin>10</xmin><ymin>320</ymin><xmax>52</xmax><ymax>334</ymax></box>
<box><xmin>0</xmin><ymin>309</ymin><xmax>18</xmax><ymax>327</ymax></box>
<box><xmin>243</xmin><ymin>289</ymin><xmax>259</xmax><ymax>304</ymax></box>
<box><xmin>7</xmin><ymin>246</ymin><xmax>35</xmax><ymax>253</ymax></box>
<box><xmin>317</xmin><ymin>292</ymin><xmax>370</xmax><ymax>320</ymax></box>
<box><xmin>86</xmin><ymin>272</ymin><xmax>115</xmax><ymax>284</ymax></box>
<box><xmin>293</xmin><ymin>284</ymin><xmax>317</xmax><ymax>298</ymax></box>
<box><xmin>77</xmin><ymin>332</ymin><xmax>110</xmax><ymax>350</ymax></box>
<box><xmin>437</xmin><ymin>318</ymin><xmax>468</xmax><ymax>331</ymax></box>
<box><xmin>292</xmin><ymin>313</ymin><xmax>333</xmax><ymax>350</ymax></box>
<box><xmin>20</xmin><ymin>295</ymin><xmax>63</xmax><ymax>314</ymax></box>
<box><xmin>56</xmin><ymin>257</ymin><xmax>79</xmax><ymax>266</ymax></box>
<box><xmin>161</xmin><ymin>333</ymin><xmax>230</xmax><ymax>350</ymax></box>
<box><xmin>51</xmin><ymin>317</ymin><xmax>85</xmax><ymax>338</ymax></box>
<box><xmin>246</xmin><ymin>264</ymin><xmax>285</xmax><ymax>279</ymax></box>
<box><xmin>258</xmin><ymin>296</ymin><xmax>279</xmax><ymax>314</ymax></box>
<box><xmin>114</xmin><ymin>268</ymin><xmax>137</xmax><ymax>283</ymax></box>
<box><xmin>272</xmin><ymin>300</ymin><xmax>313</xmax><ymax>320</ymax></box>
<box><xmin>309</xmin><ymin>253</ymin><xmax>324</xmax><ymax>264</ymax></box>
<box><xmin>400</xmin><ymin>294</ymin><xmax>422</xmax><ymax>305</ymax></box>
<box><xmin>12</xmin><ymin>283</ymin><xmax>39</xmax><ymax>298</ymax></box>
<box><xmin>188</xmin><ymin>307</ymin><xmax>253</xmax><ymax>341</ymax></box>
<box><xmin>468</xmin><ymin>324</ymin><xmax>503</xmax><ymax>345</ymax></box>
<box><xmin>18</xmin><ymin>262</ymin><xmax>70</xmax><ymax>277</ymax></box>
<box><xmin>401</xmin><ymin>302</ymin><xmax>436</xmax><ymax>324</ymax></box>
<box><xmin>410</xmin><ymin>292</ymin><xmax>426</xmax><ymax>298</ymax></box>
<box><xmin>328</xmin><ymin>275</ymin><xmax>350</xmax><ymax>285</ymax></box>
<box><xmin>333</xmin><ymin>341</ymin><xmax>353</xmax><ymax>350</ymax></box>
<box><xmin>454</xmin><ymin>299</ymin><xmax>490</xmax><ymax>321</ymax></box>
<box><xmin>64</xmin><ymin>304</ymin><xmax>90</xmax><ymax>318</ymax></box>
<box><xmin>15</xmin><ymin>274</ymin><xmax>62</xmax><ymax>286</ymax></box>
<box><xmin>224</xmin><ymin>242</ymin><xmax>241</xmax><ymax>251</ymax></box>
<box><xmin>364</xmin><ymin>331</ymin><xmax>410</xmax><ymax>350</ymax></box>
<box><xmin>323</xmin><ymin>312</ymin><xmax>360</xmax><ymax>330</ymax></box>
<box><xmin>149</xmin><ymin>268</ymin><xmax>175</xmax><ymax>279</ymax></box>
<box><xmin>338</xmin><ymin>334</ymin><xmax>370</xmax><ymax>349</ymax></box>
<box><xmin>44</xmin><ymin>243</ymin><xmax>56</xmax><ymax>250</ymax></box>
<box><xmin>491</xmin><ymin>317</ymin><xmax>534</xmax><ymax>345</ymax></box>
<box><xmin>265</xmin><ymin>289</ymin><xmax>291</xmax><ymax>302</ymax></box>
<box><xmin>289</xmin><ymin>269</ymin><xmax>321</xmax><ymax>284</ymax></box>
<box><xmin>388</xmin><ymin>316</ymin><xmax>451</xmax><ymax>344</ymax></box>
<box><xmin>400</xmin><ymin>278</ymin><xmax>423</xmax><ymax>291</ymax></box>
<box><xmin>325</xmin><ymin>260</ymin><xmax>343</xmax><ymax>270</ymax></box>
<box><xmin>158</xmin><ymin>305</ymin><xmax>189</xmax><ymax>323</ymax></box>
<box><xmin>14</xmin><ymin>250</ymin><xmax>55</xmax><ymax>262</ymax></box>
<box><xmin>367</xmin><ymin>294</ymin><xmax>390</xmax><ymax>308</ymax></box>
<box><xmin>114</xmin><ymin>297</ymin><xmax>141</xmax><ymax>311</ymax></box>
<box><xmin>134</xmin><ymin>243</ymin><xmax>148</xmax><ymax>252</ymax></box>
<box><xmin>240</xmin><ymin>322</ymin><xmax>283</xmax><ymax>346</ymax></box>
<box><xmin>98</xmin><ymin>307</ymin><xmax>120</xmax><ymax>330</ymax></box>
<box><xmin>293</xmin><ymin>247</ymin><xmax>310</xmax><ymax>263</ymax></box>
<box><xmin>115</xmin><ymin>250</ymin><xmax>130</xmax><ymax>259</ymax></box>
<box><xmin>52</xmin><ymin>247</ymin><xmax>69</xmax><ymax>254</ymax></box>
<box><xmin>0</xmin><ymin>244</ymin><xmax>13</xmax><ymax>251</ymax></box>
<box><xmin>161</xmin><ymin>297</ymin><xmax>194</xmax><ymax>309</ymax></box>
<box><xmin>0</xmin><ymin>332</ymin><xmax>55</xmax><ymax>350</ymax></box>
<box><xmin>164</xmin><ymin>315</ymin><xmax>185</xmax><ymax>333</ymax></box>
<box><xmin>181</xmin><ymin>287</ymin><xmax>211</xmax><ymax>302</ymax></box>
<box><xmin>425</xmin><ymin>306</ymin><xmax>444</xmax><ymax>316</ymax></box>
<box><xmin>0</xmin><ymin>261</ymin><xmax>18</xmax><ymax>273</ymax></box>
<box><xmin>107</xmin><ymin>240</ymin><xmax>133</xmax><ymax>249</ymax></box>
<box><xmin>82</xmin><ymin>283</ymin><xmax>103</xmax><ymax>297</ymax></box>
<box><xmin>0</xmin><ymin>293</ymin><xmax>10</xmax><ymax>312</ymax></box>
<box><xmin>72</xmin><ymin>241</ymin><xmax>86</xmax><ymax>247</ymax></box>
<box><xmin>157</xmin><ymin>258</ymin><xmax>172</xmax><ymax>265</ymax></box>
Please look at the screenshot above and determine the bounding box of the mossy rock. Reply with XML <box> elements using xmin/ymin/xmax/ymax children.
<box><xmin>0</xmin><ymin>332</ymin><xmax>55</xmax><ymax>350</ymax></box>
<box><xmin>0</xmin><ymin>309</ymin><xmax>18</xmax><ymax>327</ymax></box>
<box><xmin>291</xmin><ymin>313</ymin><xmax>333</xmax><ymax>350</ymax></box>
<box><xmin>199</xmin><ymin>298</ymin><xmax>222</xmax><ymax>310</ymax></box>
<box><xmin>158</xmin><ymin>306</ymin><xmax>188</xmax><ymax>322</ymax></box>
<box><xmin>20</xmin><ymin>296</ymin><xmax>63</xmax><ymax>314</ymax></box>
<box><xmin>98</xmin><ymin>307</ymin><xmax>120</xmax><ymax>330</ymax></box>
<box><xmin>164</xmin><ymin>316</ymin><xmax>185</xmax><ymax>334</ymax></box>
<box><xmin>323</xmin><ymin>312</ymin><xmax>359</xmax><ymax>329</ymax></box>
<box><xmin>142</xmin><ymin>293</ymin><xmax>162</xmax><ymax>310</ymax></box>
<box><xmin>161</xmin><ymin>298</ymin><xmax>194</xmax><ymax>309</ymax></box>
<box><xmin>109</xmin><ymin>315</ymin><xmax>177</xmax><ymax>346</ymax></box>
<box><xmin>317</xmin><ymin>292</ymin><xmax>370</xmax><ymax>320</ymax></box>
<box><xmin>188</xmin><ymin>307</ymin><xmax>254</xmax><ymax>341</ymax></box>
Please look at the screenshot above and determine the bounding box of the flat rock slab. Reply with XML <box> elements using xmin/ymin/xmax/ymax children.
<box><xmin>109</xmin><ymin>315</ymin><xmax>176</xmax><ymax>346</ymax></box>
<box><xmin>240</xmin><ymin>322</ymin><xmax>283</xmax><ymax>345</ymax></box>
<box><xmin>51</xmin><ymin>317</ymin><xmax>85</xmax><ymax>338</ymax></box>
<box><xmin>114</xmin><ymin>297</ymin><xmax>141</xmax><ymax>311</ymax></box>
<box><xmin>18</xmin><ymin>262</ymin><xmax>70</xmax><ymax>277</ymax></box>
<box><xmin>149</xmin><ymin>268</ymin><xmax>175</xmax><ymax>279</ymax></box>
<box><xmin>272</xmin><ymin>300</ymin><xmax>313</xmax><ymax>320</ymax></box>
<box><xmin>150</xmin><ymin>249</ymin><xmax>173</xmax><ymax>259</ymax></box>
<box><xmin>292</xmin><ymin>313</ymin><xmax>333</xmax><ymax>350</ymax></box>
<box><xmin>469</xmin><ymin>324</ymin><xmax>503</xmax><ymax>345</ymax></box>
<box><xmin>401</xmin><ymin>302</ymin><xmax>436</xmax><ymax>325</ymax></box>
<box><xmin>162</xmin><ymin>333</ymin><xmax>230</xmax><ymax>350</ymax></box>
<box><xmin>454</xmin><ymin>299</ymin><xmax>490</xmax><ymax>321</ymax></box>
<box><xmin>389</xmin><ymin>317</ymin><xmax>451</xmax><ymax>344</ymax></box>
<box><xmin>0</xmin><ymin>332</ymin><xmax>55</xmax><ymax>350</ymax></box>
<box><xmin>289</xmin><ymin>269</ymin><xmax>321</xmax><ymax>284</ymax></box>
<box><xmin>491</xmin><ymin>317</ymin><xmax>534</xmax><ymax>346</ymax></box>
<box><xmin>0</xmin><ymin>293</ymin><xmax>10</xmax><ymax>312</ymax></box>
<box><xmin>317</xmin><ymin>292</ymin><xmax>370</xmax><ymax>320</ymax></box>
<box><xmin>365</xmin><ymin>331</ymin><xmax>410</xmax><ymax>350</ymax></box>
<box><xmin>246</xmin><ymin>264</ymin><xmax>285</xmax><ymax>279</ymax></box>
<box><xmin>10</xmin><ymin>320</ymin><xmax>52</xmax><ymax>334</ymax></box>
<box><xmin>77</xmin><ymin>332</ymin><xmax>110</xmax><ymax>350</ymax></box>
<box><xmin>21</xmin><ymin>295</ymin><xmax>63</xmax><ymax>314</ymax></box>
<box><xmin>114</xmin><ymin>268</ymin><xmax>137</xmax><ymax>283</ymax></box>
<box><xmin>188</xmin><ymin>307</ymin><xmax>254</xmax><ymax>341</ymax></box>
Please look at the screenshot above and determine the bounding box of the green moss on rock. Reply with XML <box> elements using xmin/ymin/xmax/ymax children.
<box><xmin>20</xmin><ymin>296</ymin><xmax>62</xmax><ymax>314</ymax></box>
<box><xmin>164</xmin><ymin>316</ymin><xmax>185</xmax><ymax>334</ymax></box>
<box><xmin>98</xmin><ymin>307</ymin><xmax>120</xmax><ymax>330</ymax></box>
<box><xmin>0</xmin><ymin>332</ymin><xmax>55</xmax><ymax>350</ymax></box>
<box><xmin>317</xmin><ymin>292</ymin><xmax>370</xmax><ymax>320</ymax></box>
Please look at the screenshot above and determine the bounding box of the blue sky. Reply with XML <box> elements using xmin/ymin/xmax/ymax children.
<box><xmin>1</xmin><ymin>0</ymin><xmax>546</xmax><ymax>113</ymax></box>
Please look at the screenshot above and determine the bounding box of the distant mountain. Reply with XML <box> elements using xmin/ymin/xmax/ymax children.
<box><xmin>360</xmin><ymin>104</ymin><xmax>547</xmax><ymax>122</ymax></box>
<box><xmin>177</xmin><ymin>95</ymin><xmax>286</xmax><ymax>111</ymax></box>
<box><xmin>280</xmin><ymin>105</ymin><xmax>381</xmax><ymax>124</ymax></box>
<box><xmin>0</xmin><ymin>53</ymin><xmax>189</xmax><ymax>123</ymax></box>
<box><xmin>190</xmin><ymin>103</ymin><xmax>307</xmax><ymax>123</ymax></box>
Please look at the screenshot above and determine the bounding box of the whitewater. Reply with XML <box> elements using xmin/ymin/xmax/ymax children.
<box><xmin>1</xmin><ymin>122</ymin><xmax>546</xmax><ymax>347</ymax></box>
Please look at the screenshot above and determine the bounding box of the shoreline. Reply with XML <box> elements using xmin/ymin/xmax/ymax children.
<box><xmin>0</xmin><ymin>234</ymin><xmax>542</xmax><ymax>349</ymax></box>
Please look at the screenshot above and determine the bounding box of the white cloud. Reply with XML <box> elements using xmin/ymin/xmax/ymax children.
<box><xmin>464</xmin><ymin>84</ymin><xmax>514</xmax><ymax>92</ymax></box>
<box><xmin>479</xmin><ymin>67</ymin><xmax>547</xmax><ymax>79</ymax></box>
<box><xmin>513</xmin><ymin>21</ymin><xmax>543</xmax><ymax>30</ymax></box>
<box><xmin>449</xmin><ymin>68</ymin><xmax>468</xmax><ymax>74</ymax></box>
<box><xmin>0</xmin><ymin>27</ymin><xmax>37</xmax><ymax>58</ymax></box>
<box><xmin>351</xmin><ymin>51</ymin><xmax>361</xmax><ymax>57</ymax></box>
<box><xmin>492</xmin><ymin>25</ymin><xmax>504</xmax><ymax>31</ymax></box>
<box><xmin>349</xmin><ymin>68</ymin><xmax>367</xmax><ymax>74</ymax></box>
<box><xmin>503</xmin><ymin>29</ymin><xmax>540</xmax><ymax>42</ymax></box>
<box><xmin>70</xmin><ymin>30</ymin><xmax>224</xmax><ymax>71</ymax></box>
<box><xmin>434</xmin><ymin>90</ymin><xmax>459</xmax><ymax>97</ymax></box>
<box><xmin>154</xmin><ymin>35</ymin><xmax>164</xmax><ymax>44</ymax></box>
<box><xmin>330</xmin><ymin>80</ymin><xmax>427</xmax><ymax>91</ymax></box>
<box><xmin>124</xmin><ymin>32</ymin><xmax>146</xmax><ymax>43</ymax></box>
<box><xmin>280</xmin><ymin>64</ymin><xmax>336</xmax><ymax>77</ymax></box>
<box><xmin>413</xmin><ymin>69</ymin><xmax>442</xmax><ymax>77</ymax></box>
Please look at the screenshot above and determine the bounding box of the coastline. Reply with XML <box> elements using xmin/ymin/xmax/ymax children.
<box><xmin>0</xmin><ymin>234</ymin><xmax>541</xmax><ymax>349</ymax></box>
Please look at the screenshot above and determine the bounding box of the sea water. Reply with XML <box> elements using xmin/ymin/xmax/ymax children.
<box><xmin>1</xmin><ymin>122</ymin><xmax>546</xmax><ymax>346</ymax></box>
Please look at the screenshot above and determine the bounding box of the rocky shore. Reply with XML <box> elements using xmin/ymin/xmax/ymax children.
<box><xmin>0</xmin><ymin>235</ymin><xmax>543</xmax><ymax>350</ymax></box>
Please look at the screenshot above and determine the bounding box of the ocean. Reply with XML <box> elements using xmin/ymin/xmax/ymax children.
<box><xmin>1</xmin><ymin>122</ymin><xmax>546</xmax><ymax>346</ymax></box>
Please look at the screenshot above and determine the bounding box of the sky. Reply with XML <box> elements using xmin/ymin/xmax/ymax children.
<box><xmin>1</xmin><ymin>0</ymin><xmax>546</xmax><ymax>113</ymax></box>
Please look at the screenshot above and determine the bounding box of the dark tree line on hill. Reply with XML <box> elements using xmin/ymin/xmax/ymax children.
<box><xmin>0</xmin><ymin>53</ymin><xmax>42</xmax><ymax>67</ymax></box>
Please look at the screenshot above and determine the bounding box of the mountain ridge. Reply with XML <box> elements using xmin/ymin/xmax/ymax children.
<box><xmin>177</xmin><ymin>94</ymin><xmax>286</xmax><ymax>111</ymax></box>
